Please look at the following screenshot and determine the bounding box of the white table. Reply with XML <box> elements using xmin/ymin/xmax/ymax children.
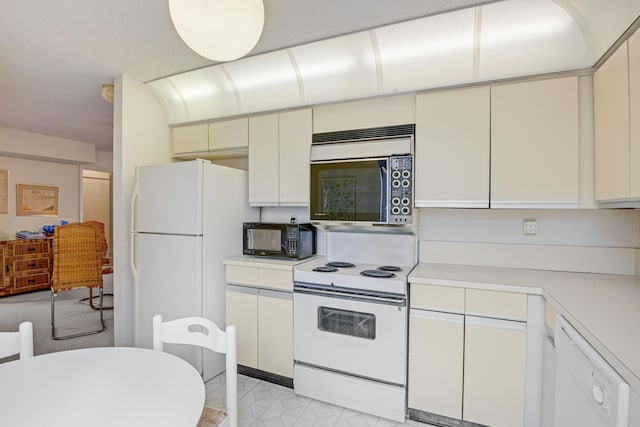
<box><xmin>0</xmin><ymin>347</ymin><xmax>205</xmax><ymax>427</ymax></box>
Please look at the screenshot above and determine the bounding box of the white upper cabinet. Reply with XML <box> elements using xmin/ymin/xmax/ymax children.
<box><xmin>172</xmin><ymin>118</ymin><xmax>248</xmax><ymax>158</ymax></box>
<box><xmin>249</xmin><ymin>109</ymin><xmax>312</xmax><ymax>206</ymax></box>
<box><xmin>172</xmin><ymin>123</ymin><xmax>209</xmax><ymax>156</ymax></box>
<box><xmin>490</xmin><ymin>76</ymin><xmax>580</xmax><ymax>208</ymax></box>
<box><xmin>209</xmin><ymin>117</ymin><xmax>248</xmax><ymax>152</ymax></box>
<box><xmin>278</xmin><ymin>109</ymin><xmax>312</xmax><ymax>206</ymax></box>
<box><xmin>594</xmin><ymin>28</ymin><xmax>640</xmax><ymax>205</ymax></box>
<box><xmin>313</xmin><ymin>94</ymin><xmax>415</xmax><ymax>133</ymax></box>
<box><xmin>249</xmin><ymin>113</ymin><xmax>279</xmax><ymax>206</ymax></box>
<box><xmin>415</xmin><ymin>87</ymin><xmax>490</xmax><ymax>208</ymax></box>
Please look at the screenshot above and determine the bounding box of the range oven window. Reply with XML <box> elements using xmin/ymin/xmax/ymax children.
<box><xmin>317</xmin><ymin>306</ymin><xmax>376</xmax><ymax>340</ymax></box>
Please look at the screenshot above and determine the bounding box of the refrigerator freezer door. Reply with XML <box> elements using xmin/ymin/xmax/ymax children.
<box><xmin>133</xmin><ymin>233</ymin><xmax>204</xmax><ymax>374</ymax></box>
<box><xmin>134</xmin><ymin>160</ymin><xmax>204</xmax><ymax>235</ymax></box>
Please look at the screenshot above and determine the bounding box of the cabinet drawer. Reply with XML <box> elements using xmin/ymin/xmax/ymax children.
<box><xmin>13</xmin><ymin>273</ymin><xmax>50</xmax><ymax>289</ymax></box>
<box><xmin>257</xmin><ymin>268</ymin><xmax>292</xmax><ymax>291</ymax></box>
<box><xmin>465</xmin><ymin>289</ymin><xmax>527</xmax><ymax>321</ymax></box>
<box><xmin>13</xmin><ymin>241</ymin><xmax>49</xmax><ymax>256</ymax></box>
<box><xmin>410</xmin><ymin>284</ymin><xmax>464</xmax><ymax>313</ymax></box>
<box><xmin>14</xmin><ymin>257</ymin><xmax>49</xmax><ymax>272</ymax></box>
<box><xmin>226</xmin><ymin>265</ymin><xmax>258</xmax><ymax>286</ymax></box>
<box><xmin>226</xmin><ymin>265</ymin><xmax>293</xmax><ymax>291</ymax></box>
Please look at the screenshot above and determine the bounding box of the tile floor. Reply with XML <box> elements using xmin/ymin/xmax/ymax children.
<box><xmin>204</xmin><ymin>374</ymin><xmax>437</xmax><ymax>427</ymax></box>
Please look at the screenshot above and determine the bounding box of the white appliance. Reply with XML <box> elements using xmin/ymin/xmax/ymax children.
<box><xmin>130</xmin><ymin>159</ymin><xmax>258</xmax><ymax>380</ymax></box>
<box><xmin>554</xmin><ymin>315</ymin><xmax>630</xmax><ymax>427</ymax></box>
<box><xmin>293</xmin><ymin>229</ymin><xmax>416</xmax><ymax>422</ymax></box>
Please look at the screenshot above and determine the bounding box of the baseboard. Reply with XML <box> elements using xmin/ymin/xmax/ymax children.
<box><xmin>237</xmin><ymin>365</ymin><xmax>293</xmax><ymax>388</ymax></box>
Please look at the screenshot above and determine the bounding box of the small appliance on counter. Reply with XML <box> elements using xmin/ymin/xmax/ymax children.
<box><xmin>243</xmin><ymin>222</ymin><xmax>316</xmax><ymax>260</ymax></box>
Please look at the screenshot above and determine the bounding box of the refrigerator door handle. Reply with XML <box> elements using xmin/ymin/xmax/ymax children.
<box><xmin>130</xmin><ymin>173</ymin><xmax>139</xmax><ymax>234</ymax></box>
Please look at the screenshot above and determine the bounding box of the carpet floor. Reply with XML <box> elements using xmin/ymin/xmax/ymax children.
<box><xmin>0</xmin><ymin>276</ymin><xmax>114</xmax><ymax>362</ymax></box>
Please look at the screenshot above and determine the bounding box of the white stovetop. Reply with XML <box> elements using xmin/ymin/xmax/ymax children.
<box><xmin>294</xmin><ymin>256</ymin><xmax>414</xmax><ymax>295</ymax></box>
<box><xmin>409</xmin><ymin>262</ymin><xmax>640</xmax><ymax>391</ymax></box>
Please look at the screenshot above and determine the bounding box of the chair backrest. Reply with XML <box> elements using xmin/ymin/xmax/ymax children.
<box><xmin>0</xmin><ymin>321</ymin><xmax>34</xmax><ymax>359</ymax></box>
<box><xmin>81</xmin><ymin>220</ymin><xmax>109</xmax><ymax>263</ymax></box>
<box><xmin>52</xmin><ymin>223</ymin><xmax>103</xmax><ymax>292</ymax></box>
<box><xmin>153</xmin><ymin>314</ymin><xmax>237</xmax><ymax>427</ymax></box>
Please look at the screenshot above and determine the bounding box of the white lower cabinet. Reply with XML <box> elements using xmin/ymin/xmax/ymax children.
<box><xmin>226</xmin><ymin>286</ymin><xmax>294</xmax><ymax>378</ymax></box>
<box><xmin>408</xmin><ymin>284</ymin><xmax>528</xmax><ymax>427</ymax></box>
<box><xmin>463</xmin><ymin>316</ymin><xmax>527</xmax><ymax>427</ymax></box>
<box><xmin>258</xmin><ymin>290</ymin><xmax>293</xmax><ymax>377</ymax></box>
<box><xmin>408</xmin><ymin>310</ymin><xmax>464</xmax><ymax>419</ymax></box>
<box><xmin>225</xmin><ymin>260</ymin><xmax>295</xmax><ymax>379</ymax></box>
<box><xmin>226</xmin><ymin>288</ymin><xmax>258</xmax><ymax>368</ymax></box>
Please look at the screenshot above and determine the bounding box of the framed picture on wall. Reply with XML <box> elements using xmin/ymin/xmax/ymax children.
<box><xmin>0</xmin><ymin>170</ymin><xmax>7</xmax><ymax>214</ymax></box>
<box><xmin>16</xmin><ymin>184</ymin><xmax>59</xmax><ymax>216</ymax></box>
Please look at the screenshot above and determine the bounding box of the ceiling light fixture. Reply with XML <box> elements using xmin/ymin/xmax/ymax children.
<box><xmin>101</xmin><ymin>84</ymin><xmax>114</xmax><ymax>103</ymax></box>
<box><xmin>168</xmin><ymin>0</ymin><xmax>265</xmax><ymax>62</ymax></box>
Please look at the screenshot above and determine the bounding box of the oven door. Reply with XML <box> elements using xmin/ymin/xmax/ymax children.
<box><xmin>293</xmin><ymin>286</ymin><xmax>407</xmax><ymax>385</ymax></box>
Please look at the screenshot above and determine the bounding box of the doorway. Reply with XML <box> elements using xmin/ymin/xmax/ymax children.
<box><xmin>82</xmin><ymin>170</ymin><xmax>112</xmax><ymax>260</ymax></box>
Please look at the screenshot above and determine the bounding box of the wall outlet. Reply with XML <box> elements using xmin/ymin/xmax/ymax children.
<box><xmin>290</xmin><ymin>214</ymin><xmax>297</xmax><ymax>224</ymax></box>
<box><xmin>523</xmin><ymin>218</ymin><xmax>538</xmax><ymax>236</ymax></box>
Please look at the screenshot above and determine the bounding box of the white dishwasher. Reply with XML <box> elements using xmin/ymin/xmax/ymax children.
<box><xmin>554</xmin><ymin>315</ymin><xmax>630</xmax><ymax>427</ymax></box>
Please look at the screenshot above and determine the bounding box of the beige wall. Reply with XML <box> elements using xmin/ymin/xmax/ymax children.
<box><xmin>0</xmin><ymin>155</ymin><xmax>81</xmax><ymax>238</ymax></box>
<box><xmin>113</xmin><ymin>74</ymin><xmax>172</xmax><ymax>346</ymax></box>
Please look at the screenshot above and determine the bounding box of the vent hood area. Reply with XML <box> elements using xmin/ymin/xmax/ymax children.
<box><xmin>147</xmin><ymin>0</ymin><xmax>640</xmax><ymax>125</ymax></box>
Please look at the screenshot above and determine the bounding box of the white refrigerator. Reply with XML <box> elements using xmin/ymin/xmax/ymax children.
<box><xmin>131</xmin><ymin>159</ymin><xmax>258</xmax><ymax>380</ymax></box>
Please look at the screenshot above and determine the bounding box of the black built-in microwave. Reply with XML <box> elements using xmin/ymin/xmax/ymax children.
<box><xmin>243</xmin><ymin>222</ymin><xmax>316</xmax><ymax>260</ymax></box>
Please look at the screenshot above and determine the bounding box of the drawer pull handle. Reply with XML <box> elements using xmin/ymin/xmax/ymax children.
<box><xmin>27</xmin><ymin>263</ymin><xmax>36</xmax><ymax>268</ymax></box>
<box><xmin>27</xmin><ymin>279</ymin><xmax>35</xmax><ymax>284</ymax></box>
<box><xmin>27</xmin><ymin>247</ymin><xmax>36</xmax><ymax>252</ymax></box>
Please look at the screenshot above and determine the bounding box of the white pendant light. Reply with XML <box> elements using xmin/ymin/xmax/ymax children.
<box><xmin>168</xmin><ymin>0</ymin><xmax>264</xmax><ymax>62</ymax></box>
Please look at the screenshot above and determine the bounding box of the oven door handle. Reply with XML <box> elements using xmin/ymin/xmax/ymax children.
<box><xmin>294</xmin><ymin>287</ymin><xmax>406</xmax><ymax>307</ymax></box>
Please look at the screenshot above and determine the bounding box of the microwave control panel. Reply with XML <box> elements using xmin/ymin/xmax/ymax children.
<box><xmin>389</xmin><ymin>155</ymin><xmax>413</xmax><ymax>224</ymax></box>
<box><xmin>286</xmin><ymin>226</ymin><xmax>299</xmax><ymax>256</ymax></box>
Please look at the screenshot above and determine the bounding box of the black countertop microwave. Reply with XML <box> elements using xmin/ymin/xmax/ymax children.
<box><xmin>243</xmin><ymin>222</ymin><xmax>317</xmax><ymax>260</ymax></box>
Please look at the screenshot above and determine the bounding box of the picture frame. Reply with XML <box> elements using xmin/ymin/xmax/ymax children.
<box><xmin>0</xmin><ymin>170</ymin><xmax>7</xmax><ymax>214</ymax></box>
<box><xmin>16</xmin><ymin>184</ymin><xmax>59</xmax><ymax>216</ymax></box>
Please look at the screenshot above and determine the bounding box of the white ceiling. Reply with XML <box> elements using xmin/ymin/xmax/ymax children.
<box><xmin>0</xmin><ymin>0</ymin><xmax>496</xmax><ymax>154</ymax></box>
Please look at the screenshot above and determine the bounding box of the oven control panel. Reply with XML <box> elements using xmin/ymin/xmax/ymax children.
<box><xmin>389</xmin><ymin>155</ymin><xmax>412</xmax><ymax>224</ymax></box>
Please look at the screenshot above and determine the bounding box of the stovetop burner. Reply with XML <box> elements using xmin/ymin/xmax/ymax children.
<box><xmin>326</xmin><ymin>261</ymin><xmax>356</xmax><ymax>268</ymax></box>
<box><xmin>313</xmin><ymin>266</ymin><xmax>339</xmax><ymax>273</ymax></box>
<box><xmin>360</xmin><ymin>269</ymin><xmax>396</xmax><ymax>278</ymax></box>
<box><xmin>377</xmin><ymin>265</ymin><xmax>402</xmax><ymax>272</ymax></box>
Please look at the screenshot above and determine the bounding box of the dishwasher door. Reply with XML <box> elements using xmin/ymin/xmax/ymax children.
<box><xmin>554</xmin><ymin>315</ymin><xmax>630</xmax><ymax>427</ymax></box>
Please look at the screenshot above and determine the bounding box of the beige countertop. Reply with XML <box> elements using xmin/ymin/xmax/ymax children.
<box><xmin>223</xmin><ymin>255</ymin><xmax>320</xmax><ymax>270</ymax></box>
<box><xmin>409</xmin><ymin>262</ymin><xmax>640</xmax><ymax>391</ymax></box>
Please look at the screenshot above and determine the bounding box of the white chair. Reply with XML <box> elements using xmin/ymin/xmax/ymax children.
<box><xmin>152</xmin><ymin>314</ymin><xmax>237</xmax><ymax>427</ymax></box>
<box><xmin>0</xmin><ymin>321</ymin><xmax>34</xmax><ymax>359</ymax></box>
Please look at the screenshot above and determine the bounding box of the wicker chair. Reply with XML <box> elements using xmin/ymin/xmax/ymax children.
<box><xmin>79</xmin><ymin>220</ymin><xmax>113</xmax><ymax>310</ymax></box>
<box><xmin>51</xmin><ymin>223</ymin><xmax>106</xmax><ymax>340</ymax></box>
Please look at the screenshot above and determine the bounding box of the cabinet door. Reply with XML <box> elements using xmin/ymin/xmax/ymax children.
<box><xmin>594</xmin><ymin>42</ymin><xmax>630</xmax><ymax>201</ymax></box>
<box><xmin>278</xmin><ymin>109</ymin><xmax>312</xmax><ymax>206</ymax></box>
<box><xmin>258</xmin><ymin>291</ymin><xmax>293</xmax><ymax>378</ymax></box>
<box><xmin>209</xmin><ymin>118</ymin><xmax>248</xmax><ymax>151</ymax></box>
<box><xmin>463</xmin><ymin>316</ymin><xmax>527</xmax><ymax>427</ymax></box>
<box><xmin>415</xmin><ymin>87</ymin><xmax>490</xmax><ymax>208</ymax></box>
<box><xmin>172</xmin><ymin>124</ymin><xmax>209</xmax><ymax>155</ymax></box>
<box><xmin>249</xmin><ymin>113</ymin><xmax>279</xmax><ymax>206</ymax></box>
<box><xmin>491</xmin><ymin>77</ymin><xmax>579</xmax><ymax>208</ymax></box>
<box><xmin>226</xmin><ymin>288</ymin><xmax>258</xmax><ymax>369</ymax></box>
<box><xmin>408</xmin><ymin>310</ymin><xmax>463</xmax><ymax>419</ymax></box>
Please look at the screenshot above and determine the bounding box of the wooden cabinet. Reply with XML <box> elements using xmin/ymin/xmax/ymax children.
<box><xmin>490</xmin><ymin>76</ymin><xmax>580</xmax><ymax>208</ymax></box>
<box><xmin>415</xmin><ymin>87</ymin><xmax>490</xmax><ymax>208</ymax></box>
<box><xmin>0</xmin><ymin>238</ymin><xmax>52</xmax><ymax>297</ymax></box>
<box><xmin>408</xmin><ymin>284</ymin><xmax>528</xmax><ymax>427</ymax></box>
<box><xmin>172</xmin><ymin>118</ymin><xmax>248</xmax><ymax>158</ymax></box>
<box><xmin>224</xmin><ymin>260</ymin><xmax>295</xmax><ymax>380</ymax></box>
<box><xmin>248</xmin><ymin>108</ymin><xmax>312</xmax><ymax>206</ymax></box>
<box><xmin>594</xmin><ymin>29</ymin><xmax>640</xmax><ymax>205</ymax></box>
